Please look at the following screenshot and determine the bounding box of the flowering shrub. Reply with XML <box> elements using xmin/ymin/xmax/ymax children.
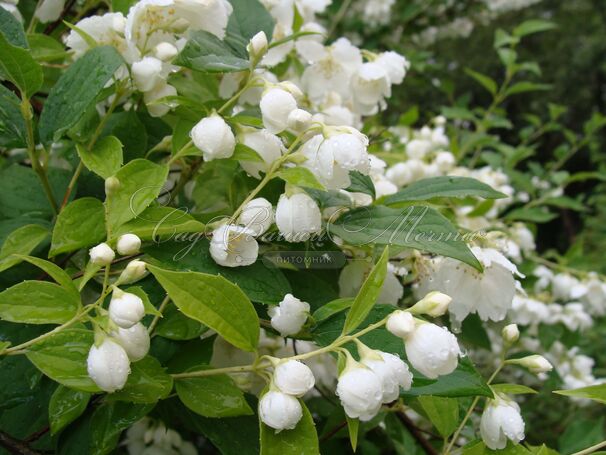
<box><xmin>0</xmin><ymin>0</ymin><xmax>605</xmax><ymax>454</ymax></box>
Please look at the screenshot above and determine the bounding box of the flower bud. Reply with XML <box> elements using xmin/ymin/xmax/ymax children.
<box><xmin>277</xmin><ymin>81</ymin><xmax>304</xmax><ymax>99</ymax></box>
<box><xmin>268</xmin><ymin>294</ymin><xmax>310</xmax><ymax>336</ymax></box>
<box><xmin>259</xmin><ymin>391</ymin><xmax>302</xmax><ymax>432</ymax></box>
<box><xmin>480</xmin><ymin>396</ymin><xmax>525</xmax><ymax>450</ymax></box>
<box><xmin>209</xmin><ymin>224</ymin><xmax>259</xmax><ymax>267</ymax></box>
<box><xmin>116</xmin><ymin>233</ymin><xmax>141</xmax><ymax>255</ymax></box>
<box><xmin>117</xmin><ymin>260</ymin><xmax>147</xmax><ymax>284</ymax></box>
<box><xmin>109</xmin><ymin>289</ymin><xmax>145</xmax><ymax>328</ymax></box>
<box><xmin>237</xmin><ymin>128</ymin><xmax>284</xmax><ymax>179</ymax></box>
<box><xmin>132</xmin><ymin>56</ymin><xmax>164</xmax><ymax>92</ymax></box>
<box><xmin>502</xmin><ymin>324</ymin><xmax>520</xmax><ymax>344</ymax></box>
<box><xmin>247</xmin><ymin>31</ymin><xmax>268</xmax><ymax>60</ymax></box>
<box><xmin>275</xmin><ymin>193</ymin><xmax>322</xmax><ymax>242</ymax></box>
<box><xmin>89</xmin><ymin>242</ymin><xmax>115</xmax><ymax>266</ymax></box>
<box><xmin>87</xmin><ymin>338</ymin><xmax>131</xmax><ymax>392</ymax></box>
<box><xmin>112</xmin><ymin>322</ymin><xmax>150</xmax><ymax>361</ymax></box>
<box><xmin>508</xmin><ymin>355</ymin><xmax>553</xmax><ymax>374</ymax></box>
<box><xmin>191</xmin><ymin>114</ymin><xmax>235</xmax><ymax>161</ymax></box>
<box><xmin>104</xmin><ymin>176</ymin><xmax>120</xmax><ymax>196</ymax></box>
<box><xmin>273</xmin><ymin>360</ymin><xmax>315</xmax><ymax>397</ymax></box>
<box><xmin>238</xmin><ymin>198</ymin><xmax>273</xmax><ymax>237</ymax></box>
<box><xmin>408</xmin><ymin>291</ymin><xmax>451</xmax><ymax>317</ymax></box>
<box><xmin>260</xmin><ymin>88</ymin><xmax>298</xmax><ymax>134</ymax></box>
<box><xmin>405</xmin><ymin>322</ymin><xmax>460</xmax><ymax>379</ymax></box>
<box><xmin>287</xmin><ymin>108</ymin><xmax>312</xmax><ymax>132</ymax></box>
<box><xmin>336</xmin><ymin>357</ymin><xmax>383</xmax><ymax>421</ymax></box>
<box><xmin>359</xmin><ymin>345</ymin><xmax>413</xmax><ymax>403</ymax></box>
<box><xmin>385</xmin><ymin>310</ymin><xmax>414</xmax><ymax>338</ymax></box>
<box><xmin>154</xmin><ymin>42</ymin><xmax>178</xmax><ymax>61</ymax></box>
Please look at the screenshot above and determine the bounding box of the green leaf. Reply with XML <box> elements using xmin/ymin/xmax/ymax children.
<box><xmin>16</xmin><ymin>255</ymin><xmax>80</xmax><ymax>297</ymax></box>
<box><xmin>346</xmin><ymin>171</ymin><xmax>376</xmax><ymax>199</ymax></box>
<box><xmin>112</xmin><ymin>205</ymin><xmax>205</xmax><ymax>241</ymax></box>
<box><xmin>38</xmin><ymin>46</ymin><xmax>123</xmax><ymax>144</ymax></box>
<box><xmin>505</xmin><ymin>207</ymin><xmax>557</xmax><ymax>223</ymax></box>
<box><xmin>0</xmin><ymin>7</ymin><xmax>27</xmax><ymax>48</ymax></box>
<box><xmin>491</xmin><ymin>384</ymin><xmax>537</xmax><ymax>395</ymax></box>
<box><xmin>465</xmin><ymin>68</ymin><xmax>497</xmax><ymax>95</ymax></box>
<box><xmin>417</xmin><ymin>396</ymin><xmax>459</xmax><ymax>437</ymax></box>
<box><xmin>513</xmin><ymin>20</ymin><xmax>557</xmax><ymax>37</ymax></box>
<box><xmin>49</xmin><ymin>386</ymin><xmax>91</xmax><ymax>435</ymax></box>
<box><xmin>342</xmin><ymin>247</ymin><xmax>389</xmax><ymax>335</ymax></box>
<box><xmin>77</xmin><ymin>135</ymin><xmax>124</xmax><ymax>179</ymax></box>
<box><xmin>225</xmin><ymin>0</ymin><xmax>275</xmax><ymax>55</ymax></box>
<box><xmin>346</xmin><ymin>416</ymin><xmax>359</xmax><ymax>452</ymax></box>
<box><xmin>260</xmin><ymin>399</ymin><xmax>319</xmax><ymax>455</ymax></box>
<box><xmin>175</xmin><ymin>30</ymin><xmax>249</xmax><ymax>73</ymax></box>
<box><xmin>554</xmin><ymin>384</ymin><xmax>606</xmax><ymax>404</ymax></box>
<box><xmin>0</xmin><ymin>224</ymin><xmax>49</xmax><ymax>272</ymax></box>
<box><xmin>232</xmin><ymin>143</ymin><xmax>265</xmax><ymax>162</ymax></box>
<box><xmin>328</xmin><ymin>206</ymin><xmax>482</xmax><ymax>271</ymax></box>
<box><xmin>106</xmin><ymin>159</ymin><xmax>169</xmax><ymax>231</ymax></box>
<box><xmin>278</xmin><ymin>167</ymin><xmax>325</xmax><ymax>191</ymax></box>
<box><xmin>50</xmin><ymin>197</ymin><xmax>106</xmax><ymax>257</ymax></box>
<box><xmin>311</xmin><ymin>298</ymin><xmax>353</xmax><ymax>322</ymax></box>
<box><xmin>148</xmin><ymin>265</ymin><xmax>260</xmax><ymax>352</ymax></box>
<box><xmin>155</xmin><ymin>303</ymin><xmax>206</xmax><ymax>340</ymax></box>
<box><xmin>26</xmin><ymin>327</ymin><xmax>101</xmax><ymax>392</ymax></box>
<box><xmin>505</xmin><ymin>82</ymin><xmax>551</xmax><ymax>97</ymax></box>
<box><xmin>176</xmin><ymin>367</ymin><xmax>253</xmax><ymax>417</ymax></box>
<box><xmin>384</xmin><ymin>176</ymin><xmax>507</xmax><ymax>205</ymax></box>
<box><xmin>0</xmin><ymin>84</ymin><xmax>26</xmax><ymax>147</ymax></box>
<box><xmin>109</xmin><ymin>356</ymin><xmax>173</xmax><ymax>403</ymax></box>
<box><xmin>0</xmin><ymin>32</ymin><xmax>42</xmax><ymax>98</ymax></box>
<box><xmin>126</xmin><ymin>286</ymin><xmax>162</xmax><ymax>316</ymax></box>
<box><xmin>28</xmin><ymin>33</ymin><xmax>69</xmax><ymax>62</ymax></box>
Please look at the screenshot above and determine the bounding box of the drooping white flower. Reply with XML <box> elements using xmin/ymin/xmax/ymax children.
<box><xmin>209</xmin><ymin>224</ymin><xmax>259</xmax><ymax>267</ymax></box>
<box><xmin>552</xmin><ymin>273</ymin><xmax>587</xmax><ymax>302</ymax></box>
<box><xmin>374</xmin><ymin>51</ymin><xmax>409</xmax><ymax>85</ymax></box>
<box><xmin>268</xmin><ymin>294</ymin><xmax>310</xmax><ymax>336</ymax></box>
<box><xmin>116</xmin><ymin>233</ymin><xmax>142</xmax><ymax>255</ymax></box>
<box><xmin>66</xmin><ymin>13</ymin><xmax>131</xmax><ymax>59</ymax></box>
<box><xmin>112</xmin><ymin>322</ymin><xmax>150</xmax><ymax>361</ymax></box>
<box><xmin>323</xmin><ymin>130</ymin><xmax>371</xmax><ymax>174</ymax></box>
<box><xmin>259</xmin><ymin>88</ymin><xmax>298</xmax><ymax>134</ymax></box>
<box><xmin>131</xmin><ymin>57</ymin><xmax>164</xmax><ymax>92</ymax></box>
<box><xmin>581</xmin><ymin>273</ymin><xmax>606</xmax><ymax>315</ymax></box>
<box><xmin>237</xmin><ymin>129</ymin><xmax>284</xmax><ymax>178</ymax></box>
<box><xmin>480</xmin><ymin>396</ymin><xmax>525</xmax><ymax>450</ymax></box>
<box><xmin>109</xmin><ymin>289</ymin><xmax>145</xmax><ymax>328</ymax></box>
<box><xmin>273</xmin><ymin>360</ymin><xmax>315</xmax><ymax>397</ymax></box>
<box><xmin>238</xmin><ymin>198</ymin><xmax>274</xmax><ymax>236</ymax></box>
<box><xmin>89</xmin><ymin>242</ymin><xmax>115</xmax><ymax>266</ymax></box>
<box><xmin>359</xmin><ymin>345</ymin><xmax>412</xmax><ymax>403</ymax></box>
<box><xmin>87</xmin><ymin>339</ymin><xmax>131</xmax><ymax>392</ymax></box>
<box><xmin>34</xmin><ymin>0</ymin><xmax>65</xmax><ymax>22</ymax></box>
<box><xmin>191</xmin><ymin>114</ymin><xmax>235</xmax><ymax>161</ymax></box>
<box><xmin>154</xmin><ymin>41</ymin><xmax>179</xmax><ymax>61</ymax></box>
<box><xmin>385</xmin><ymin>310</ymin><xmax>415</xmax><ymax>338</ymax></box>
<box><xmin>117</xmin><ymin>260</ymin><xmax>147</xmax><ymax>284</ymax></box>
<box><xmin>275</xmin><ymin>193</ymin><xmax>322</xmax><ymax>242</ymax></box>
<box><xmin>351</xmin><ymin>62</ymin><xmax>391</xmax><ymax>115</ymax></box>
<box><xmin>336</xmin><ymin>360</ymin><xmax>383</xmax><ymax>421</ymax></box>
<box><xmin>259</xmin><ymin>391</ymin><xmax>302</xmax><ymax>432</ymax></box>
<box><xmin>295</xmin><ymin>22</ymin><xmax>326</xmax><ymax>63</ymax></box>
<box><xmin>143</xmin><ymin>81</ymin><xmax>177</xmax><ymax>117</ymax></box>
<box><xmin>287</xmin><ymin>108</ymin><xmax>313</xmax><ymax>132</ymax></box>
<box><xmin>404</xmin><ymin>321</ymin><xmax>460</xmax><ymax>379</ymax></box>
<box><xmin>338</xmin><ymin>261</ymin><xmax>404</xmax><ymax>306</ymax></box>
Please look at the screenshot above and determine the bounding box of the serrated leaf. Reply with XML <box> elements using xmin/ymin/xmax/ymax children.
<box><xmin>50</xmin><ymin>197</ymin><xmax>106</xmax><ymax>257</ymax></box>
<box><xmin>225</xmin><ymin>0</ymin><xmax>275</xmax><ymax>56</ymax></box>
<box><xmin>346</xmin><ymin>171</ymin><xmax>375</xmax><ymax>199</ymax></box>
<box><xmin>0</xmin><ymin>32</ymin><xmax>42</xmax><ymax>98</ymax></box>
<box><xmin>0</xmin><ymin>7</ymin><xmax>27</xmax><ymax>48</ymax></box>
<box><xmin>77</xmin><ymin>135</ymin><xmax>124</xmax><ymax>179</ymax></box>
<box><xmin>0</xmin><ymin>84</ymin><xmax>26</xmax><ymax>147</ymax></box>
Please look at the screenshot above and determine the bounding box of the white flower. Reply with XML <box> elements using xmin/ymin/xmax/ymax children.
<box><xmin>35</xmin><ymin>0</ymin><xmax>65</xmax><ymax>23</ymax></box>
<box><xmin>116</xmin><ymin>233</ymin><xmax>142</xmax><ymax>255</ymax></box>
<box><xmin>502</xmin><ymin>324</ymin><xmax>520</xmax><ymax>344</ymax></box>
<box><xmin>238</xmin><ymin>129</ymin><xmax>284</xmax><ymax>179</ymax></box>
<box><xmin>434</xmin><ymin>151</ymin><xmax>455</xmax><ymax>172</ymax></box>
<box><xmin>87</xmin><ymin>339</ymin><xmax>131</xmax><ymax>392</ymax></box>
<box><xmin>336</xmin><ymin>363</ymin><xmax>383</xmax><ymax>421</ymax></box>
<box><xmin>552</xmin><ymin>273</ymin><xmax>587</xmax><ymax>301</ymax></box>
<box><xmin>273</xmin><ymin>360</ymin><xmax>315</xmax><ymax>397</ymax></box>
<box><xmin>351</xmin><ymin>62</ymin><xmax>391</xmax><ymax>115</ymax></box>
<box><xmin>112</xmin><ymin>322</ymin><xmax>150</xmax><ymax>361</ymax></box>
<box><xmin>295</xmin><ymin>22</ymin><xmax>326</xmax><ymax>63</ymax></box>
<box><xmin>259</xmin><ymin>391</ymin><xmax>302</xmax><ymax>432</ymax></box>
<box><xmin>191</xmin><ymin>114</ymin><xmax>235</xmax><ymax>161</ymax></box>
<box><xmin>268</xmin><ymin>294</ymin><xmax>310</xmax><ymax>336</ymax></box>
<box><xmin>300</xmin><ymin>135</ymin><xmax>350</xmax><ymax>190</ymax></box>
<box><xmin>238</xmin><ymin>198</ymin><xmax>274</xmax><ymax>236</ymax></box>
<box><xmin>338</xmin><ymin>261</ymin><xmax>403</xmax><ymax>306</ymax></box>
<box><xmin>90</xmin><ymin>243</ymin><xmax>115</xmax><ymax>266</ymax></box>
<box><xmin>66</xmin><ymin>13</ymin><xmax>131</xmax><ymax>59</ymax></box>
<box><xmin>117</xmin><ymin>259</ymin><xmax>147</xmax><ymax>284</ymax></box>
<box><xmin>209</xmin><ymin>224</ymin><xmax>259</xmax><ymax>267</ymax></box>
<box><xmin>408</xmin><ymin>291</ymin><xmax>451</xmax><ymax>317</ymax></box>
<box><xmin>480</xmin><ymin>397</ymin><xmax>525</xmax><ymax>450</ymax></box>
<box><xmin>109</xmin><ymin>289</ymin><xmax>145</xmax><ymax>328</ymax></box>
<box><xmin>385</xmin><ymin>310</ymin><xmax>415</xmax><ymax>338</ymax></box>
<box><xmin>582</xmin><ymin>274</ymin><xmax>606</xmax><ymax>315</ymax></box>
<box><xmin>509</xmin><ymin>355</ymin><xmax>553</xmax><ymax>374</ymax></box>
<box><xmin>404</xmin><ymin>322</ymin><xmax>460</xmax><ymax>378</ymax></box>
<box><xmin>275</xmin><ymin>193</ymin><xmax>322</xmax><ymax>242</ymax></box>
<box><xmin>323</xmin><ymin>131</ymin><xmax>370</xmax><ymax>174</ymax></box>
<box><xmin>360</xmin><ymin>348</ymin><xmax>412</xmax><ymax>403</ymax></box>
<box><xmin>375</xmin><ymin>51</ymin><xmax>409</xmax><ymax>85</ymax></box>
<box><xmin>154</xmin><ymin>41</ymin><xmax>179</xmax><ymax>61</ymax></box>
<box><xmin>132</xmin><ymin>57</ymin><xmax>164</xmax><ymax>92</ymax></box>
<box><xmin>260</xmin><ymin>88</ymin><xmax>298</xmax><ymax>134</ymax></box>
<box><xmin>143</xmin><ymin>82</ymin><xmax>177</xmax><ymax>117</ymax></box>
<box><xmin>247</xmin><ymin>31</ymin><xmax>268</xmax><ymax>60</ymax></box>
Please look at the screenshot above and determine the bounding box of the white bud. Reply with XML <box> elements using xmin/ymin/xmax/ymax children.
<box><xmin>385</xmin><ymin>310</ymin><xmax>414</xmax><ymax>338</ymax></box>
<box><xmin>104</xmin><ymin>176</ymin><xmax>120</xmax><ymax>196</ymax></box>
<box><xmin>259</xmin><ymin>391</ymin><xmax>302</xmax><ymax>432</ymax></box>
<box><xmin>191</xmin><ymin>114</ymin><xmax>235</xmax><ymax>161</ymax></box>
<box><xmin>238</xmin><ymin>129</ymin><xmax>284</xmax><ymax>179</ymax></box>
<box><xmin>209</xmin><ymin>224</ymin><xmax>259</xmax><ymax>267</ymax></box>
<box><xmin>336</xmin><ymin>363</ymin><xmax>383</xmax><ymax>421</ymax></box>
<box><xmin>109</xmin><ymin>290</ymin><xmax>145</xmax><ymax>328</ymax></box>
<box><xmin>132</xmin><ymin>57</ymin><xmax>164</xmax><ymax>92</ymax></box>
<box><xmin>287</xmin><ymin>109</ymin><xmax>312</xmax><ymax>132</ymax></box>
<box><xmin>509</xmin><ymin>355</ymin><xmax>553</xmax><ymax>374</ymax></box>
<box><xmin>480</xmin><ymin>396</ymin><xmax>525</xmax><ymax>450</ymax></box>
<box><xmin>405</xmin><ymin>322</ymin><xmax>461</xmax><ymax>379</ymax></box>
<box><xmin>89</xmin><ymin>243</ymin><xmax>115</xmax><ymax>266</ymax></box>
<box><xmin>277</xmin><ymin>81</ymin><xmax>304</xmax><ymax>99</ymax></box>
<box><xmin>273</xmin><ymin>360</ymin><xmax>315</xmax><ymax>397</ymax></box>
<box><xmin>116</xmin><ymin>233</ymin><xmax>141</xmax><ymax>255</ymax></box>
<box><xmin>275</xmin><ymin>193</ymin><xmax>322</xmax><ymax>242</ymax></box>
<box><xmin>268</xmin><ymin>294</ymin><xmax>310</xmax><ymax>336</ymax></box>
<box><xmin>117</xmin><ymin>260</ymin><xmax>147</xmax><ymax>284</ymax></box>
<box><xmin>87</xmin><ymin>339</ymin><xmax>131</xmax><ymax>392</ymax></box>
<box><xmin>502</xmin><ymin>324</ymin><xmax>520</xmax><ymax>344</ymax></box>
<box><xmin>409</xmin><ymin>291</ymin><xmax>452</xmax><ymax>317</ymax></box>
<box><xmin>247</xmin><ymin>31</ymin><xmax>268</xmax><ymax>59</ymax></box>
<box><xmin>112</xmin><ymin>322</ymin><xmax>150</xmax><ymax>361</ymax></box>
<box><xmin>154</xmin><ymin>42</ymin><xmax>179</xmax><ymax>61</ymax></box>
<box><xmin>360</xmin><ymin>349</ymin><xmax>413</xmax><ymax>403</ymax></box>
<box><xmin>238</xmin><ymin>198</ymin><xmax>273</xmax><ymax>236</ymax></box>
<box><xmin>260</xmin><ymin>88</ymin><xmax>298</xmax><ymax>134</ymax></box>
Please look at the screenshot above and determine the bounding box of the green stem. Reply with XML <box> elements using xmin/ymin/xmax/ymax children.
<box><xmin>571</xmin><ymin>440</ymin><xmax>606</xmax><ymax>455</ymax></box>
<box><xmin>148</xmin><ymin>295</ymin><xmax>171</xmax><ymax>334</ymax></box>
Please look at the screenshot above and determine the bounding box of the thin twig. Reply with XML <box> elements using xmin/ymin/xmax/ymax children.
<box><xmin>396</xmin><ymin>411</ymin><xmax>438</xmax><ymax>455</ymax></box>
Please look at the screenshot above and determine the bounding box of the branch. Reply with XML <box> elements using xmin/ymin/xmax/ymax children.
<box><xmin>395</xmin><ymin>411</ymin><xmax>438</xmax><ymax>455</ymax></box>
<box><xmin>0</xmin><ymin>431</ymin><xmax>44</xmax><ymax>455</ymax></box>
